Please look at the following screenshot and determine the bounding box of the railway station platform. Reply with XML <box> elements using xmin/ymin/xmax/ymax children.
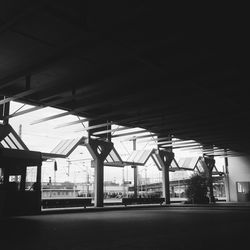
<box><xmin>1</xmin><ymin>204</ymin><xmax>250</xmax><ymax>250</ymax></box>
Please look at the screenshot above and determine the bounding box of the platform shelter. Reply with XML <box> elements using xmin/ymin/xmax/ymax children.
<box><xmin>0</xmin><ymin>124</ymin><xmax>42</xmax><ymax>216</ymax></box>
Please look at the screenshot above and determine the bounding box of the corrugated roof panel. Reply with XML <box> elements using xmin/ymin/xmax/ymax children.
<box><xmin>109</xmin><ymin>149</ymin><xmax>120</xmax><ymax>162</ymax></box>
<box><xmin>50</xmin><ymin>140</ymin><xmax>66</xmax><ymax>154</ymax></box>
<box><xmin>126</xmin><ymin>151</ymin><xmax>137</xmax><ymax>162</ymax></box>
<box><xmin>196</xmin><ymin>160</ymin><xmax>205</xmax><ymax>173</ymax></box>
<box><xmin>0</xmin><ymin>140</ymin><xmax>9</xmax><ymax>148</ymax></box>
<box><xmin>133</xmin><ymin>150</ymin><xmax>145</xmax><ymax>163</ymax></box>
<box><xmin>138</xmin><ymin>150</ymin><xmax>153</xmax><ymax>164</ymax></box>
<box><xmin>61</xmin><ymin>138</ymin><xmax>79</xmax><ymax>155</ymax></box>
<box><xmin>170</xmin><ymin>158</ymin><xmax>179</xmax><ymax>170</ymax></box>
<box><xmin>0</xmin><ymin>124</ymin><xmax>28</xmax><ymax>150</ymax></box>
<box><xmin>49</xmin><ymin>137</ymin><xmax>85</xmax><ymax>158</ymax></box>
<box><xmin>4</xmin><ymin>136</ymin><xmax>17</xmax><ymax>149</ymax></box>
<box><xmin>151</xmin><ymin>153</ymin><xmax>163</xmax><ymax>170</ymax></box>
<box><xmin>178</xmin><ymin>157</ymin><xmax>200</xmax><ymax>170</ymax></box>
<box><xmin>8</xmin><ymin>132</ymin><xmax>24</xmax><ymax>150</ymax></box>
<box><xmin>106</xmin><ymin>154</ymin><xmax>113</xmax><ymax>163</ymax></box>
<box><xmin>52</xmin><ymin>139</ymin><xmax>71</xmax><ymax>154</ymax></box>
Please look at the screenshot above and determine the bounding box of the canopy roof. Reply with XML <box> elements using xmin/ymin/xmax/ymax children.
<box><xmin>0</xmin><ymin>124</ymin><xmax>41</xmax><ymax>166</ymax></box>
<box><xmin>45</xmin><ymin>138</ymin><xmax>167</xmax><ymax>169</ymax></box>
<box><xmin>0</xmin><ymin>2</ymin><xmax>249</xmax><ymax>156</ymax></box>
<box><xmin>0</xmin><ymin>124</ymin><xmax>28</xmax><ymax>150</ymax></box>
<box><xmin>42</xmin><ymin>137</ymin><xmax>86</xmax><ymax>159</ymax></box>
<box><xmin>104</xmin><ymin>148</ymin><xmax>124</xmax><ymax>167</ymax></box>
<box><xmin>177</xmin><ymin>157</ymin><xmax>200</xmax><ymax>171</ymax></box>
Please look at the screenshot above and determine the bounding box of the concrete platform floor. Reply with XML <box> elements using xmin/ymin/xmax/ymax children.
<box><xmin>1</xmin><ymin>206</ymin><xmax>250</xmax><ymax>250</ymax></box>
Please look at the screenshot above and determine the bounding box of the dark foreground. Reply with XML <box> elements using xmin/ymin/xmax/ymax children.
<box><xmin>1</xmin><ymin>206</ymin><xmax>250</xmax><ymax>250</ymax></box>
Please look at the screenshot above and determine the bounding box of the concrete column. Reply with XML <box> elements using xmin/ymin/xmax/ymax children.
<box><xmin>158</xmin><ymin>134</ymin><xmax>174</xmax><ymax>204</ymax></box>
<box><xmin>20</xmin><ymin>166</ymin><xmax>27</xmax><ymax>191</ymax></box>
<box><xmin>86</xmin><ymin>139</ymin><xmax>113</xmax><ymax>207</ymax></box>
<box><xmin>224</xmin><ymin>155</ymin><xmax>231</xmax><ymax>202</ymax></box>
<box><xmin>159</xmin><ymin>149</ymin><xmax>174</xmax><ymax>205</ymax></box>
<box><xmin>36</xmin><ymin>164</ymin><xmax>42</xmax><ymax>213</ymax></box>
<box><xmin>133</xmin><ymin>166</ymin><xmax>138</xmax><ymax>198</ymax></box>
<box><xmin>208</xmin><ymin>170</ymin><xmax>215</xmax><ymax>203</ymax></box>
<box><xmin>204</xmin><ymin>156</ymin><xmax>216</xmax><ymax>203</ymax></box>
<box><xmin>94</xmin><ymin>159</ymin><xmax>104</xmax><ymax>207</ymax></box>
<box><xmin>162</xmin><ymin>164</ymin><xmax>170</xmax><ymax>204</ymax></box>
<box><xmin>36</xmin><ymin>164</ymin><xmax>42</xmax><ymax>190</ymax></box>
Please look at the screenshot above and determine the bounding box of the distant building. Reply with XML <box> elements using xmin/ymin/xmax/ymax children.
<box><xmin>40</xmin><ymin>180</ymin><xmax>128</xmax><ymax>199</ymax></box>
<box><xmin>225</xmin><ymin>156</ymin><xmax>250</xmax><ymax>202</ymax></box>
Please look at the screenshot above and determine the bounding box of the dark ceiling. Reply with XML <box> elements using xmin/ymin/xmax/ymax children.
<box><xmin>0</xmin><ymin>1</ymin><xmax>249</xmax><ymax>155</ymax></box>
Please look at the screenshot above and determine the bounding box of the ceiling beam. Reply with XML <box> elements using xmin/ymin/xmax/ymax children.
<box><xmin>154</xmin><ymin>141</ymin><xmax>200</xmax><ymax>147</ymax></box>
<box><xmin>74</xmin><ymin>122</ymin><xmax>113</xmax><ymax>132</ymax></box>
<box><xmin>111</xmin><ymin>130</ymin><xmax>150</xmax><ymax>138</ymax></box>
<box><xmin>6</xmin><ymin>96</ymin><xmax>74</xmax><ymax>119</ymax></box>
<box><xmin>92</xmin><ymin>126</ymin><xmax>129</xmax><ymax>135</ymax></box>
<box><xmin>171</xmin><ymin>144</ymin><xmax>203</xmax><ymax>150</ymax></box>
<box><xmin>31</xmin><ymin>89</ymin><xmax>156</xmax><ymax>125</ymax></box>
<box><xmin>54</xmin><ymin>118</ymin><xmax>90</xmax><ymax>129</ymax></box>
<box><xmin>6</xmin><ymin>82</ymin><xmax>106</xmax><ymax>119</ymax></box>
<box><xmin>0</xmin><ymin>85</ymin><xmax>47</xmax><ymax>105</ymax></box>
<box><xmin>137</xmin><ymin>138</ymin><xmax>196</xmax><ymax>144</ymax></box>
<box><xmin>121</xmin><ymin>133</ymin><xmax>158</xmax><ymax>141</ymax></box>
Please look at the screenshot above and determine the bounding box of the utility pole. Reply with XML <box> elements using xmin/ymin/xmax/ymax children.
<box><xmin>224</xmin><ymin>150</ymin><xmax>230</xmax><ymax>202</ymax></box>
<box><xmin>86</xmin><ymin>168</ymin><xmax>90</xmax><ymax>197</ymax></box>
<box><xmin>54</xmin><ymin>161</ymin><xmax>57</xmax><ymax>184</ymax></box>
<box><xmin>122</xmin><ymin>168</ymin><xmax>125</xmax><ymax>197</ymax></box>
<box><xmin>132</xmin><ymin>138</ymin><xmax>138</xmax><ymax>198</ymax></box>
<box><xmin>14</xmin><ymin>124</ymin><xmax>23</xmax><ymax>183</ymax></box>
<box><xmin>18</xmin><ymin>124</ymin><xmax>22</xmax><ymax>138</ymax></box>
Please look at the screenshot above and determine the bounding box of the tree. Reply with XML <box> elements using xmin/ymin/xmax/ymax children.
<box><xmin>186</xmin><ymin>173</ymin><xmax>209</xmax><ymax>204</ymax></box>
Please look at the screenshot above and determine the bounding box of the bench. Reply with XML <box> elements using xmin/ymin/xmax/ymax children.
<box><xmin>42</xmin><ymin>198</ymin><xmax>92</xmax><ymax>209</ymax></box>
<box><xmin>122</xmin><ymin>197</ymin><xmax>165</xmax><ymax>206</ymax></box>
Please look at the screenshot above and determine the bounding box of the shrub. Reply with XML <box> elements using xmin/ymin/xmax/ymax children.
<box><xmin>185</xmin><ymin>173</ymin><xmax>209</xmax><ymax>204</ymax></box>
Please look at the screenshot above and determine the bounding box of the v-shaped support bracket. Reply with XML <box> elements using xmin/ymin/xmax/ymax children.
<box><xmin>86</xmin><ymin>138</ymin><xmax>113</xmax><ymax>162</ymax></box>
<box><xmin>204</xmin><ymin>157</ymin><xmax>216</xmax><ymax>172</ymax></box>
<box><xmin>158</xmin><ymin>150</ymin><xmax>175</xmax><ymax>168</ymax></box>
<box><xmin>85</xmin><ymin>139</ymin><xmax>113</xmax><ymax>207</ymax></box>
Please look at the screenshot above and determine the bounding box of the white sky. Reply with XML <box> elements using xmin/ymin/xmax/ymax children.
<box><xmin>8</xmin><ymin>101</ymin><xmax>224</xmax><ymax>185</ymax></box>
